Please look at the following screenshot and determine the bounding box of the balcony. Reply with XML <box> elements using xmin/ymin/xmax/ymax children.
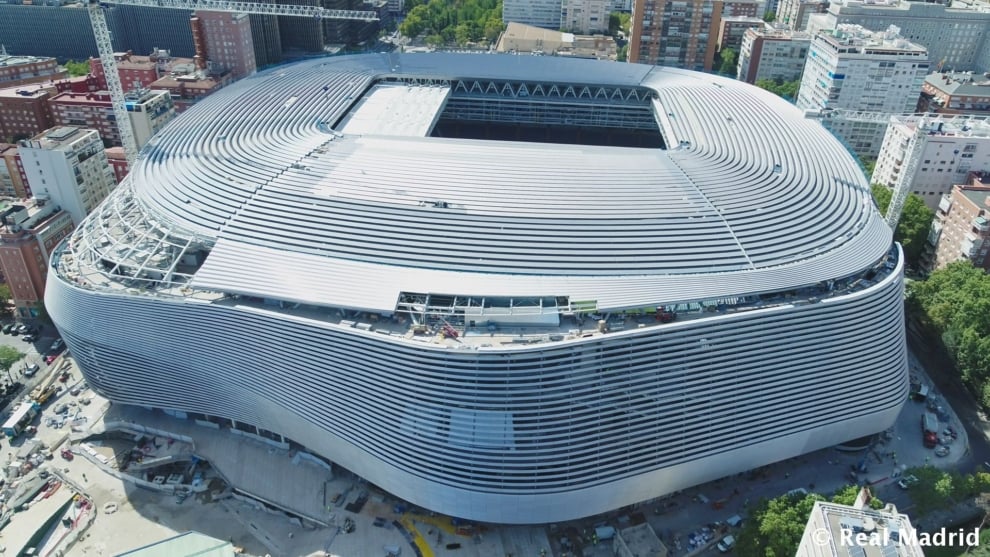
<box><xmin>973</xmin><ymin>216</ymin><xmax>989</xmax><ymax>234</ymax></box>
<box><xmin>938</xmin><ymin>195</ymin><xmax>953</xmax><ymax>214</ymax></box>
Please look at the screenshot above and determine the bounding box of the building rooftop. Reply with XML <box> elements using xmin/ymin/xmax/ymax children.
<box><xmin>0</xmin><ymin>84</ymin><xmax>51</xmax><ymax>99</ymax></box>
<box><xmin>23</xmin><ymin>126</ymin><xmax>94</xmax><ymax>150</ymax></box>
<box><xmin>891</xmin><ymin>113</ymin><xmax>990</xmax><ymax>138</ymax></box>
<box><xmin>337</xmin><ymin>83</ymin><xmax>450</xmax><ymax>137</ymax></box>
<box><xmin>617</xmin><ymin>523</ymin><xmax>668</xmax><ymax>556</ymax></box>
<box><xmin>925</xmin><ymin>71</ymin><xmax>990</xmax><ymax>95</ymax></box>
<box><xmin>820</xmin><ymin>24</ymin><xmax>927</xmax><ymax>53</ymax></box>
<box><xmin>496</xmin><ymin>22</ymin><xmax>617</xmax><ymax>58</ymax></box>
<box><xmin>0</xmin><ymin>52</ymin><xmax>55</xmax><ymax>68</ymax></box>
<box><xmin>0</xmin><ymin>196</ymin><xmax>61</xmax><ymax>233</ymax></box>
<box><xmin>747</xmin><ymin>24</ymin><xmax>812</xmax><ymax>40</ymax></box>
<box><xmin>115</xmin><ymin>531</ymin><xmax>235</xmax><ymax>557</ymax></box>
<box><xmin>806</xmin><ymin>499</ymin><xmax>923</xmax><ymax>557</ymax></box>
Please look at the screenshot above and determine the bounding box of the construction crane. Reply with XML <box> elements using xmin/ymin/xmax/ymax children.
<box><xmin>87</xmin><ymin>0</ymin><xmax>379</xmax><ymax>163</ymax></box>
<box><xmin>805</xmin><ymin>108</ymin><xmax>928</xmax><ymax>231</ymax></box>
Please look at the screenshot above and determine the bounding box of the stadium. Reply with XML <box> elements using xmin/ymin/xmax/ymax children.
<box><xmin>46</xmin><ymin>53</ymin><xmax>907</xmax><ymax>524</ymax></box>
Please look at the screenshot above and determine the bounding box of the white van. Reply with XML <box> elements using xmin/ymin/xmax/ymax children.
<box><xmin>717</xmin><ymin>535</ymin><xmax>736</xmax><ymax>553</ymax></box>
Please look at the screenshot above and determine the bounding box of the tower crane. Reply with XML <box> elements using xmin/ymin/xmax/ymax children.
<box><xmin>87</xmin><ymin>0</ymin><xmax>379</xmax><ymax>163</ymax></box>
<box><xmin>805</xmin><ymin>108</ymin><xmax>929</xmax><ymax>231</ymax></box>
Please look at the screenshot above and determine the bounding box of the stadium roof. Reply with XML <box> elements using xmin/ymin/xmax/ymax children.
<box><xmin>114</xmin><ymin>53</ymin><xmax>889</xmax><ymax>313</ymax></box>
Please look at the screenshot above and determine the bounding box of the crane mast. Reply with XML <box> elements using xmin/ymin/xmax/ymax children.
<box><xmin>88</xmin><ymin>0</ymin><xmax>378</xmax><ymax>163</ymax></box>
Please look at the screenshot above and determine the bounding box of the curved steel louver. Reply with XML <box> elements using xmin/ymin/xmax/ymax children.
<box><xmin>46</xmin><ymin>53</ymin><xmax>908</xmax><ymax>524</ymax></box>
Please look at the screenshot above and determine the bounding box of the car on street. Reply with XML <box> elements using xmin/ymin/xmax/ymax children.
<box><xmin>898</xmin><ymin>475</ymin><xmax>919</xmax><ymax>489</ymax></box>
<box><xmin>15</xmin><ymin>324</ymin><xmax>30</xmax><ymax>334</ymax></box>
<box><xmin>935</xmin><ymin>445</ymin><xmax>951</xmax><ymax>457</ymax></box>
<box><xmin>1</xmin><ymin>323</ymin><xmax>14</xmax><ymax>334</ymax></box>
<box><xmin>21</xmin><ymin>334</ymin><xmax>37</xmax><ymax>342</ymax></box>
<box><xmin>717</xmin><ymin>535</ymin><xmax>736</xmax><ymax>553</ymax></box>
<box><xmin>50</xmin><ymin>339</ymin><xmax>65</xmax><ymax>353</ymax></box>
<box><xmin>45</xmin><ymin>354</ymin><xmax>57</xmax><ymax>364</ymax></box>
<box><xmin>24</xmin><ymin>363</ymin><xmax>40</xmax><ymax>377</ymax></box>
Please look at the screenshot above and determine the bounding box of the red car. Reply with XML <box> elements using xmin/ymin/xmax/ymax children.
<box><xmin>45</xmin><ymin>355</ymin><xmax>57</xmax><ymax>364</ymax></box>
<box><xmin>60</xmin><ymin>449</ymin><xmax>74</xmax><ymax>461</ymax></box>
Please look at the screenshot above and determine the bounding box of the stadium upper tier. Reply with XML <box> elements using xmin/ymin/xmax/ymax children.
<box><xmin>47</xmin><ymin>53</ymin><xmax>907</xmax><ymax>524</ymax></box>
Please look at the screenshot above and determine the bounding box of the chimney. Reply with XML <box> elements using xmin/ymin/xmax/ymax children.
<box><xmin>190</xmin><ymin>16</ymin><xmax>208</xmax><ymax>71</ymax></box>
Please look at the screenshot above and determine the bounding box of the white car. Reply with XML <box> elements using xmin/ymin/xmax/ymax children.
<box><xmin>898</xmin><ymin>475</ymin><xmax>919</xmax><ymax>489</ymax></box>
<box><xmin>24</xmin><ymin>363</ymin><xmax>40</xmax><ymax>377</ymax></box>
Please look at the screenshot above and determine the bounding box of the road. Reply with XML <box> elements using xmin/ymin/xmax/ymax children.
<box><xmin>0</xmin><ymin>319</ymin><xmax>62</xmax><ymax>414</ymax></box>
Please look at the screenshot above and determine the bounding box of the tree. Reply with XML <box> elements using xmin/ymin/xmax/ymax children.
<box><xmin>719</xmin><ymin>48</ymin><xmax>738</xmax><ymax>76</ymax></box>
<box><xmin>617</xmin><ymin>44</ymin><xmax>628</xmax><ymax>62</ymax></box>
<box><xmin>0</xmin><ymin>283</ymin><xmax>11</xmax><ymax>317</ymax></box>
<box><xmin>755</xmin><ymin>78</ymin><xmax>801</xmax><ymax>101</ymax></box>
<box><xmin>0</xmin><ymin>345</ymin><xmax>23</xmax><ymax>382</ymax></box>
<box><xmin>609</xmin><ymin>11</ymin><xmax>631</xmax><ymax>36</ymax></box>
<box><xmin>763</xmin><ymin>10</ymin><xmax>776</xmax><ymax>22</ymax></box>
<box><xmin>870</xmin><ymin>185</ymin><xmax>934</xmax><ymax>265</ymax></box>
<box><xmin>64</xmin><ymin>60</ymin><xmax>90</xmax><ymax>77</ymax></box>
<box><xmin>859</xmin><ymin>156</ymin><xmax>876</xmax><ymax>178</ymax></box>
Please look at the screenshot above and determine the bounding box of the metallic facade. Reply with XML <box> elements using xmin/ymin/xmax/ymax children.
<box><xmin>47</xmin><ymin>53</ymin><xmax>908</xmax><ymax>524</ymax></box>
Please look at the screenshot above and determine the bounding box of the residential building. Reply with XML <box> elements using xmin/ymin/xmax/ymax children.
<box><xmin>192</xmin><ymin>12</ymin><xmax>256</xmax><ymax>80</ymax></box>
<box><xmin>737</xmin><ymin>24</ymin><xmax>811</xmax><ymax>83</ymax></box>
<box><xmin>776</xmin><ymin>0</ymin><xmax>827</xmax><ymax>31</ymax></box>
<box><xmin>614</xmin><ymin>523</ymin><xmax>669</xmax><ymax>557</ymax></box>
<box><xmin>811</xmin><ymin>0</ymin><xmax>990</xmax><ymax>73</ymax></box>
<box><xmin>724</xmin><ymin>0</ymin><xmax>760</xmax><ymax>18</ymax></box>
<box><xmin>105</xmin><ymin>147</ymin><xmax>129</xmax><ymax>184</ymax></box>
<box><xmin>48</xmin><ymin>53</ymin><xmax>908</xmax><ymax>525</ymax></box>
<box><xmin>150</xmin><ymin>71</ymin><xmax>232</xmax><ymax>113</ymax></box>
<box><xmin>496</xmin><ymin>22</ymin><xmax>618</xmax><ymax>60</ymax></box>
<box><xmin>1</xmin><ymin>145</ymin><xmax>30</xmax><ymax>199</ymax></box>
<box><xmin>561</xmin><ymin>0</ymin><xmax>610</xmax><ymax>34</ymax></box>
<box><xmin>924</xmin><ymin>173</ymin><xmax>990</xmax><ymax>272</ymax></box>
<box><xmin>873</xmin><ymin>114</ymin><xmax>990</xmax><ymax>210</ymax></box>
<box><xmin>18</xmin><ymin>127</ymin><xmax>115</xmax><ymax>226</ymax></box>
<box><xmin>49</xmin><ymin>89</ymin><xmax>176</xmax><ymax>149</ymax></box>
<box><xmin>0</xmin><ymin>85</ymin><xmax>55</xmax><ymax>143</ymax></box>
<box><xmin>0</xmin><ymin>197</ymin><xmax>73</xmax><ymax>318</ymax></box>
<box><xmin>920</xmin><ymin>71</ymin><xmax>990</xmax><ymax>115</ymax></box>
<box><xmin>54</xmin><ymin>75</ymin><xmax>103</xmax><ymax>95</ymax></box>
<box><xmin>89</xmin><ymin>50</ymin><xmax>193</xmax><ymax>93</ymax></box>
<box><xmin>797</xmin><ymin>488</ymin><xmax>923</xmax><ymax>556</ymax></box>
<box><xmin>629</xmin><ymin>0</ymin><xmax>722</xmax><ymax>70</ymax></box>
<box><xmin>718</xmin><ymin>16</ymin><xmax>764</xmax><ymax>52</ymax></box>
<box><xmin>503</xmin><ymin>0</ymin><xmax>563</xmax><ymax>30</ymax></box>
<box><xmin>796</xmin><ymin>24</ymin><xmax>929</xmax><ymax>157</ymax></box>
<box><xmin>0</xmin><ymin>50</ymin><xmax>65</xmax><ymax>88</ymax></box>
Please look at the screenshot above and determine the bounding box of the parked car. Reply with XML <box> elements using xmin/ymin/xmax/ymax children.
<box><xmin>1</xmin><ymin>323</ymin><xmax>14</xmax><ymax>334</ymax></box>
<box><xmin>15</xmin><ymin>324</ymin><xmax>30</xmax><ymax>334</ymax></box>
<box><xmin>898</xmin><ymin>475</ymin><xmax>919</xmax><ymax>489</ymax></box>
<box><xmin>50</xmin><ymin>339</ymin><xmax>65</xmax><ymax>353</ymax></box>
<box><xmin>21</xmin><ymin>334</ymin><xmax>37</xmax><ymax>342</ymax></box>
<box><xmin>24</xmin><ymin>363</ymin><xmax>40</xmax><ymax>377</ymax></box>
<box><xmin>717</xmin><ymin>535</ymin><xmax>736</xmax><ymax>553</ymax></box>
<box><xmin>45</xmin><ymin>355</ymin><xmax>57</xmax><ymax>364</ymax></box>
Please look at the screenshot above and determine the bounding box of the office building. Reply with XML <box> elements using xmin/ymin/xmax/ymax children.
<box><xmin>737</xmin><ymin>24</ymin><xmax>811</xmax><ymax>83</ymax></box>
<box><xmin>503</xmin><ymin>0</ymin><xmax>563</xmax><ymax>30</ymax></box>
<box><xmin>46</xmin><ymin>53</ymin><xmax>908</xmax><ymax>524</ymax></box>
<box><xmin>924</xmin><ymin>173</ymin><xmax>990</xmax><ymax>272</ymax></box>
<box><xmin>776</xmin><ymin>0</ymin><xmax>827</xmax><ymax>31</ymax></box>
<box><xmin>0</xmin><ymin>85</ymin><xmax>55</xmax><ymax>143</ymax></box>
<box><xmin>797</xmin><ymin>488</ymin><xmax>923</xmax><ymax>556</ymax></box>
<box><xmin>796</xmin><ymin>24</ymin><xmax>928</xmax><ymax>157</ymax></box>
<box><xmin>496</xmin><ymin>22</ymin><xmax>618</xmax><ymax>59</ymax></box>
<box><xmin>49</xmin><ymin>89</ymin><xmax>176</xmax><ymax>149</ymax></box>
<box><xmin>192</xmin><ymin>12</ymin><xmax>256</xmax><ymax>80</ymax></box>
<box><xmin>629</xmin><ymin>0</ymin><xmax>721</xmax><ymax>70</ymax></box>
<box><xmin>562</xmin><ymin>0</ymin><xmax>610</xmax><ymax>34</ymax></box>
<box><xmin>0</xmin><ymin>197</ymin><xmax>74</xmax><ymax>318</ymax></box>
<box><xmin>811</xmin><ymin>0</ymin><xmax>990</xmax><ymax>73</ymax></box>
<box><xmin>920</xmin><ymin>71</ymin><xmax>990</xmax><ymax>115</ymax></box>
<box><xmin>19</xmin><ymin>127</ymin><xmax>115</xmax><ymax>226</ymax></box>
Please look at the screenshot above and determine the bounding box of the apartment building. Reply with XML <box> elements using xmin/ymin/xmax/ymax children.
<box><xmin>776</xmin><ymin>0</ymin><xmax>827</xmax><ymax>31</ymax></box>
<box><xmin>105</xmin><ymin>147</ymin><xmax>129</xmax><ymax>184</ymax></box>
<box><xmin>561</xmin><ymin>0</ymin><xmax>610</xmax><ymax>34</ymax></box>
<box><xmin>796</xmin><ymin>24</ymin><xmax>929</xmax><ymax>157</ymax></box>
<box><xmin>18</xmin><ymin>127</ymin><xmax>116</xmax><ymax>226</ymax></box>
<box><xmin>0</xmin><ymin>197</ymin><xmax>73</xmax><ymax>318</ymax></box>
<box><xmin>0</xmin><ymin>51</ymin><xmax>65</xmax><ymax>88</ymax></box>
<box><xmin>718</xmin><ymin>16</ymin><xmax>764</xmax><ymax>52</ymax></box>
<box><xmin>1</xmin><ymin>145</ymin><xmax>29</xmax><ymax>199</ymax></box>
<box><xmin>503</xmin><ymin>0</ymin><xmax>564</xmax><ymax>30</ymax></box>
<box><xmin>924</xmin><ymin>173</ymin><xmax>990</xmax><ymax>272</ymax></box>
<box><xmin>797</xmin><ymin>489</ymin><xmax>922</xmax><ymax>556</ymax></box>
<box><xmin>49</xmin><ymin>89</ymin><xmax>176</xmax><ymax>149</ymax></box>
<box><xmin>737</xmin><ymin>24</ymin><xmax>811</xmax><ymax>83</ymax></box>
<box><xmin>810</xmin><ymin>0</ymin><xmax>990</xmax><ymax>72</ymax></box>
<box><xmin>150</xmin><ymin>71</ymin><xmax>231</xmax><ymax>113</ymax></box>
<box><xmin>497</xmin><ymin>22</ymin><xmax>619</xmax><ymax>59</ymax></box>
<box><xmin>920</xmin><ymin>70</ymin><xmax>990</xmax><ymax>115</ymax></box>
<box><xmin>89</xmin><ymin>50</ymin><xmax>194</xmax><ymax>93</ymax></box>
<box><xmin>0</xmin><ymin>85</ymin><xmax>55</xmax><ymax>144</ymax></box>
<box><xmin>874</xmin><ymin>114</ymin><xmax>990</xmax><ymax>210</ymax></box>
<box><xmin>192</xmin><ymin>12</ymin><xmax>256</xmax><ymax>80</ymax></box>
<box><xmin>630</xmin><ymin>0</ymin><xmax>722</xmax><ymax>70</ymax></box>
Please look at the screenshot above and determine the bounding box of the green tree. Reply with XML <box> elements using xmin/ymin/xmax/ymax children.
<box><xmin>763</xmin><ymin>10</ymin><xmax>776</xmax><ymax>22</ymax></box>
<box><xmin>870</xmin><ymin>185</ymin><xmax>934</xmax><ymax>265</ymax></box>
<box><xmin>64</xmin><ymin>60</ymin><xmax>90</xmax><ymax>77</ymax></box>
<box><xmin>0</xmin><ymin>345</ymin><xmax>23</xmax><ymax>382</ymax></box>
<box><xmin>719</xmin><ymin>48</ymin><xmax>738</xmax><ymax>76</ymax></box>
<box><xmin>0</xmin><ymin>283</ymin><xmax>11</xmax><ymax>317</ymax></box>
<box><xmin>859</xmin><ymin>156</ymin><xmax>876</xmax><ymax>178</ymax></box>
<box><xmin>755</xmin><ymin>78</ymin><xmax>801</xmax><ymax>101</ymax></box>
<box><xmin>608</xmin><ymin>11</ymin><xmax>631</xmax><ymax>35</ymax></box>
<box><xmin>617</xmin><ymin>44</ymin><xmax>628</xmax><ymax>62</ymax></box>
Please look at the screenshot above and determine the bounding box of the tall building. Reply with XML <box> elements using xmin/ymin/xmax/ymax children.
<box><xmin>49</xmin><ymin>90</ymin><xmax>176</xmax><ymax>149</ymax></box>
<box><xmin>796</xmin><ymin>24</ymin><xmax>928</xmax><ymax>157</ymax></box>
<box><xmin>630</xmin><ymin>0</ymin><xmax>722</xmax><ymax>70</ymax></box>
<box><xmin>561</xmin><ymin>0</ymin><xmax>610</xmax><ymax>34</ymax></box>
<box><xmin>193</xmin><ymin>12</ymin><xmax>257</xmax><ymax>80</ymax></box>
<box><xmin>0</xmin><ymin>85</ymin><xmax>56</xmax><ymax>143</ymax></box>
<box><xmin>924</xmin><ymin>173</ymin><xmax>990</xmax><ymax>272</ymax></box>
<box><xmin>873</xmin><ymin>114</ymin><xmax>990</xmax><ymax>210</ymax></box>
<box><xmin>920</xmin><ymin>71</ymin><xmax>990</xmax><ymax>115</ymax></box>
<box><xmin>718</xmin><ymin>16</ymin><xmax>764</xmax><ymax>52</ymax></box>
<box><xmin>89</xmin><ymin>50</ymin><xmax>193</xmax><ymax>94</ymax></box>
<box><xmin>503</xmin><ymin>0</ymin><xmax>563</xmax><ymax>30</ymax></box>
<box><xmin>797</xmin><ymin>488</ymin><xmax>923</xmax><ymax>556</ymax></box>
<box><xmin>0</xmin><ymin>5</ymin><xmax>99</xmax><ymax>62</ymax></box>
<box><xmin>0</xmin><ymin>51</ymin><xmax>65</xmax><ymax>88</ymax></box>
<box><xmin>737</xmin><ymin>24</ymin><xmax>811</xmax><ymax>83</ymax></box>
<box><xmin>1</xmin><ymin>145</ymin><xmax>30</xmax><ymax>199</ymax></box>
<box><xmin>47</xmin><ymin>54</ymin><xmax>907</xmax><ymax>525</ymax></box>
<box><xmin>776</xmin><ymin>0</ymin><xmax>827</xmax><ymax>31</ymax></box>
<box><xmin>248</xmin><ymin>15</ymin><xmax>282</xmax><ymax>68</ymax></box>
<box><xmin>18</xmin><ymin>127</ymin><xmax>115</xmax><ymax>226</ymax></box>
<box><xmin>108</xmin><ymin>5</ymin><xmax>196</xmax><ymax>59</ymax></box>
<box><xmin>811</xmin><ymin>0</ymin><xmax>990</xmax><ymax>73</ymax></box>
<box><xmin>0</xmin><ymin>197</ymin><xmax>74</xmax><ymax>318</ymax></box>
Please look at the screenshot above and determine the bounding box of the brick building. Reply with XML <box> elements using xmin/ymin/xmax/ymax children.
<box><xmin>48</xmin><ymin>89</ymin><xmax>175</xmax><ymax>148</ymax></box>
<box><xmin>0</xmin><ymin>50</ymin><xmax>65</xmax><ymax>88</ymax></box>
<box><xmin>920</xmin><ymin>71</ymin><xmax>990</xmax><ymax>116</ymax></box>
<box><xmin>924</xmin><ymin>173</ymin><xmax>990</xmax><ymax>272</ymax></box>
<box><xmin>105</xmin><ymin>146</ymin><xmax>129</xmax><ymax>184</ymax></box>
<box><xmin>0</xmin><ymin>84</ymin><xmax>55</xmax><ymax>144</ymax></box>
<box><xmin>0</xmin><ymin>197</ymin><xmax>74</xmax><ymax>317</ymax></box>
<box><xmin>193</xmin><ymin>12</ymin><xmax>256</xmax><ymax>80</ymax></box>
<box><xmin>89</xmin><ymin>50</ymin><xmax>196</xmax><ymax>92</ymax></box>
